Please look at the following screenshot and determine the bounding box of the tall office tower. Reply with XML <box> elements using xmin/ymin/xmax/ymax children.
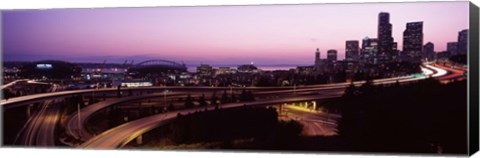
<box><xmin>457</xmin><ymin>29</ymin><xmax>468</xmax><ymax>55</ymax></box>
<box><xmin>345</xmin><ymin>40</ymin><xmax>360</xmax><ymax>73</ymax></box>
<box><xmin>377</xmin><ymin>12</ymin><xmax>394</xmax><ymax>59</ymax></box>
<box><xmin>345</xmin><ymin>40</ymin><xmax>359</xmax><ymax>62</ymax></box>
<box><xmin>402</xmin><ymin>21</ymin><xmax>424</xmax><ymax>63</ymax></box>
<box><xmin>423</xmin><ymin>42</ymin><xmax>435</xmax><ymax>61</ymax></box>
<box><xmin>447</xmin><ymin>42</ymin><xmax>458</xmax><ymax>56</ymax></box>
<box><xmin>327</xmin><ymin>49</ymin><xmax>338</xmax><ymax>62</ymax></box>
<box><xmin>361</xmin><ymin>37</ymin><xmax>378</xmax><ymax>64</ymax></box>
<box><xmin>362</xmin><ymin>36</ymin><xmax>370</xmax><ymax>50</ymax></box>
<box><xmin>315</xmin><ymin>48</ymin><xmax>321</xmax><ymax>65</ymax></box>
<box><xmin>314</xmin><ymin>48</ymin><xmax>324</xmax><ymax>72</ymax></box>
<box><xmin>391</xmin><ymin>42</ymin><xmax>399</xmax><ymax>61</ymax></box>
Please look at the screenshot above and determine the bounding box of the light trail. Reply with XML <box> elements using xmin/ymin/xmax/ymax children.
<box><xmin>425</xmin><ymin>64</ymin><xmax>448</xmax><ymax>77</ymax></box>
<box><xmin>80</xmin><ymin>64</ymin><xmax>447</xmax><ymax>149</ymax></box>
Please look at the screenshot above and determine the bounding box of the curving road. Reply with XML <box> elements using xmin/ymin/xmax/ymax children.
<box><xmin>79</xmin><ymin>64</ymin><xmax>447</xmax><ymax>149</ymax></box>
<box><xmin>5</xmin><ymin>63</ymin><xmax>456</xmax><ymax>148</ymax></box>
<box><xmin>13</xmin><ymin>84</ymin><xmax>61</xmax><ymax>146</ymax></box>
<box><xmin>430</xmin><ymin>64</ymin><xmax>466</xmax><ymax>81</ymax></box>
<box><xmin>1</xmin><ymin>74</ymin><xmax>418</xmax><ymax>110</ymax></box>
<box><xmin>69</xmin><ymin>71</ymin><xmax>421</xmax><ymax>144</ymax></box>
<box><xmin>1</xmin><ymin>79</ymin><xmax>28</xmax><ymax>90</ymax></box>
<box><xmin>1</xmin><ymin>86</ymin><xmax>293</xmax><ymax>109</ymax></box>
<box><xmin>80</xmin><ymin>94</ymin><xmax>342</xmax><ymax>148</ymax></box>
<box><xmin>282</xmin><ymin>105</ymin><xmax>341</xmax><ymax>136</ymax></box>
<box><xmin>65</xmin><ymin>92</ymin><xmax>189</xmax><ymax>141</ymax></box>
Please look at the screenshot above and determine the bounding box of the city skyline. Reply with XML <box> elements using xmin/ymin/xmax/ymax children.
<box><xmin>2</xmin><ymin>2</ymin><xmax>469</xmax><ymax>65</ymax></box>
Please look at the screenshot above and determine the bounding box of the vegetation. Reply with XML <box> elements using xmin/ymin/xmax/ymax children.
<box><xmin>338</xmin><ymin>78</ymin><xmax>467</xmax><ymax>154</ymax></box>
<box><xmin>449</xmin><ymin>54</ymin><xmax>467</xmax><ymax>65</ymax></box>
<box><xmin>131</xmin><ymin>106</ymin><xmax>304</xmax><ymax>149</ymax></box>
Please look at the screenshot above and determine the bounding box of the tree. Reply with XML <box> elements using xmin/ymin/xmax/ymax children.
<box><xmin>88</xmin><ymin>95</ymin><xmax>95</xmax><ymax>105</ymax></box>
<box><xmin>128</xmin><ymin>89</ymin><xmax>133</xmax><ymax>96</ymax></box>
<box><xmin>167</xmin><ymin>103</ymin><xmax>175</xmax><ymax>112</ymax></box>
<box><xmin>343</xmin><ymin>82</ymin><xmax>357</xmax><ymax>98</ymax></box>
<box><xmin>359</xmin><ymin>77</ymin><xmax>374</xmax><ymax>95</ymax></box>
<box><xmin>240</xmin><ymin>89</ymin><xmax>247</xmax><ymax>101</ymax></box>
<box><xmin>221</xmin><ymin>90</ymin><xmax>230</xmax><ymax>103</ymax></box>
<box><xmin>246</xmin><ymin>91</ymin><xmax>255</xmax><ymax>101</ymax></box>
<box><xmin>231</xmin><ymin>92</ymin><xmax>237</xmax><ymax>103</ymax></box>
<box><xmin>116</xmin><ymin>85</ymin><xmax>122</xmax><ymax>98</ymax></box>
<box><xmin>3</xmin><ymin>89</ymin><xmax>12</xmax><ymax>100</ymax></box>
<box><xmin>15</xmin><ymin>90</ymin><xmax>21</xmax><ymax>97</ymax></box>
<box><xmin>210</xmin><ymin>92</ymin><xmax>218</xmax><ymax>106</ymax></box>
<box><xmin>198</xmin><ymin>94</ymin><xmax>208</xmax><ymax>107</ymax></box>
<box><xmin>184</xmin><ymin>94</ymin><xmax>194</xmax><ymax>108</ymax></box>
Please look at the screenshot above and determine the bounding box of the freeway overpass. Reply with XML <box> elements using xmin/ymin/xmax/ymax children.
<box><xmin>65</xmin><ymin>92</ymin><xmax>191</xmax><ymax>141</ymax></box>
<box><xmin>80</xmin><ymin>94</ymin><xmax>343</xmax><ymax>148</ymax></box>
<box><xmin>0</xmin><ymin>75</ymin><xmax>413</xmax><ymax>110</ymax></box>
<box><xmin>13</xmin><ymin>84</ymin><xmax>60</xmax><ymax>146</ymax></box>
<box><xmin>4</xmin><ymin>64</ymin><xmax>460</xmax><ymax>147</ymax></box>
<box><xmin>66</xmin><ymin>72</ymin><xmax>421</xmax><ymax>144</ymax></box>
<box><xmin>1</xmin><ymin>79</ymin><xmax>29</xmax><ymax>90</ymax></box>
<box><xmin>78</xmin><ymin>64</ymin><xmax>452</xmax><ymax>148</ymax></box>
<box><xmin>1</xmin><ymin>85</ymin><xmax>295</xmax><ymax>110</ymax></box>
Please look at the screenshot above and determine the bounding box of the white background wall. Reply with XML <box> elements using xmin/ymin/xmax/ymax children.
<box><xmin>0</xmin><ymin>0</ymin><xmax>478</xmax><ymax>158</ymax></box>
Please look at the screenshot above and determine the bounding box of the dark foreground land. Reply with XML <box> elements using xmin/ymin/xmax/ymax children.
<box><xmin>126</xmin><ymin>78</ymin><xmax>467</xmax><ymax>155</ymax></box>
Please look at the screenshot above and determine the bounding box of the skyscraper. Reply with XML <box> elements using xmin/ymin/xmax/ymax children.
<box><xmin>345</xmin><ymin>40</ymin><xmax>359</xmax><ymax>62</ymax></box>
<box><xmin>361</xmin><ymin>37</ymin><xmax>378</xmax><ymax>64</ymax></box>
<box><xmin>377</xmin><ymin>12</ymin><xmax>394</xmax><ymax>58</ymax></box>
<box><xmin>423</xmin><ymin>42</ymin><xmax>435</xmax><ymax>61</ymax></box>
<box><xmin>402</xmin><ymin>21</ymin><xmax>423</xmax><ymax>62</ymax></box>
<box><xmin>392</xmin><ymin>42</ymin><xmax>398</xmax><ymax>51</ymax></box>
<box><xmin>447</xmin><ymin>42</ymin><xmax>458</xmax><ymax>56</ymax></box>
<box><xmin>457</xmin><ymin>29</ymin><xmax>468</xmax><ymax>55</ymax></box>
<box><xmin>314</xmin><ymin>48</ymin><xmax>325</xmax><ymax>73</ymax></box>
<box><xmin>327</xmin><ymin>49</ymin><xmax>338</xmax><ymax>62</ymax></box>
<box><xmin>345</xmin><ymin>40</ymin><xmax>360</xmax><ymax>74</ymax></box>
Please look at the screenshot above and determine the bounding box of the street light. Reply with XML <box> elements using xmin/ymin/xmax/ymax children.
<box><xmin>163</xmin><ymin>90</ymin><xmax>167</xmax><ymax>106</ymax></box>
<box><xmin>312</xmin><ymin>101</ymin><xmax>316</xmax><ymax>112</ymax></box>
<box><xmin>77</xmin><ymin>103</ymin><xmax>81</xmax><ymax>139</ymax></box>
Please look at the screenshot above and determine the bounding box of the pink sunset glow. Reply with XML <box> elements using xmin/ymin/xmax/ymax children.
<box><xmin>2</xmin><ymin>1</ymin><xmax>469</xmax><ymax>65</ymax></box>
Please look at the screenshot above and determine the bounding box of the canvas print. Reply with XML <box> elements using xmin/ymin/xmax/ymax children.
<box><xmin>1</xmin><ymin>1</ymin><xmax>473</xmax><ymax>155</ymax></box>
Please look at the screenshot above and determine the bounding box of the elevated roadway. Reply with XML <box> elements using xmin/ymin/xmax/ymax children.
<box><xmin>79</xmin><ymin>64</ymin><xmax>447</xmax><ymax>148</ymax></box>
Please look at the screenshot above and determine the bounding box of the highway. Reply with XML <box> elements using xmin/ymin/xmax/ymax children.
<box><xmin>1</xmin><ymin>79</ymin><xmax>28</xmax><ymax>90</ymax></box>
<box><xmin>66</xmin><ymin>69</ymin><xmax>420</xmax><ymax>143</ymax></box>
<box><xmin>13</xmin><ymin>84</ymin><xmax>61</xmax><ymax>146</ymax></box>
<box><xmin>79</xmin><ymin>64</ymin><xmax>448</xmax><ymax>148</ymax></box>
<box><xmin>80</xmin><ymin>94</ymin><xmax>342</xmax><ymax>148</ymax></box>
<box><xmin>5</xmin><ymin>63</ymin><xmax>458</xmax><ymax>148</ymax></box>
<box><xmin>281</xmin><ymin>105</ymin><xmax>340</xmax><ymax>136</ymax></box>
<box><xmin>0</xmin><ymin>73</ymin><xmax>417</xmax><ymax>109</ymax></box>
<box><xmin>430</xmin><ymin>64</ymin><xmax>466</xmax><ymax>81</ymax></box>
<box><xmin>1</xmin><ymin>63</ymin><xmax>461</xmax><ymax>110</ymax></box>
<box><xmin>65</xmin><ymin>92</ymin><xmax>189</xmax><ymax>141</ymax></box>
<box><xmin>1</xmin><ymin>85</ymin><xmax>295</xmax><ymax>109</ymax></box>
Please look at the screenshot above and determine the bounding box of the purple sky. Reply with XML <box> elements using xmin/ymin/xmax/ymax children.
<box><xmin>2</xmin><ymin>1</ymin><xmax>469</xmax><ymax>65</ymax></box>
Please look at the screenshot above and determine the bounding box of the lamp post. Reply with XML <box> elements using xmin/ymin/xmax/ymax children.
<box><xmin>77</xmin><ymin>103</ymin><xmax>81</xmax><ymax>138</ymax></box>
<box><xmin>163</xmin><ymin>90</ymin><xmax>167</xmax><ymax>106</ymax></box>
<box><xmin>312</xmin><ymin>101</ymin><xmax>316</xmax><ymax>112</ymax></box>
